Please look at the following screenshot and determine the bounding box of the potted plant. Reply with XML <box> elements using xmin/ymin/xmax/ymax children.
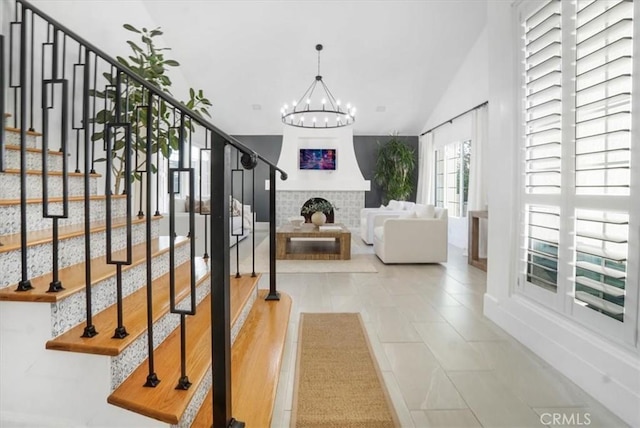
<box><xmin>92</xmin><ymin>24</ymin><xmax>212</xmax><ymax>194</ymax></box>
<box><xmin>374</xmin><ymin>134</ymin><xmax>416</xmax><ymax>204</ymax></box>
<box><xmin>301</xmin><ymin>199</ymin><xmax>336</xmax><ymax>226</ymax></box>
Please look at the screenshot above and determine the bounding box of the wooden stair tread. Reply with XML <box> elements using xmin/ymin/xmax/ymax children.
<box><xmin>107</xmin><ymin>275</ymin><xmax>260</xmax><ymax>424</ymax></box>
<box><xmin>0</xmin><ymin>236</ymin><xmax>188</xmax><ymax>303</ymax></box>
<box><xmin>192</xmin><ymin>290</ymin><xmax>292</xmax><ymax>427</ymax></box>
<box><xmin>4</xmin><ymin>126</ymin><xmax>42</xmax><ymax>136</ymax></box>
<box><xmin>4</xmin><ymin>144</ymin><xmax>64</xmax><ymax>155</ymax></box>
<box><xmin>0</xmin><ymin>194</ymin><xmax>127</xmax><ymax>206</ymax></box>
<box><xmin>0</xmin><ymin>214</ymin><xmax>162</xmax><ymax>253</ymax></box>
<box><xmin>46</xmin><ymin>257</ymin><xmax>210</xmax><ymax>356</ymax></box>
<box><xmin>2</xmin><ymin>168</ymin><xmax>100</xmax><ymax>176</ymax></box>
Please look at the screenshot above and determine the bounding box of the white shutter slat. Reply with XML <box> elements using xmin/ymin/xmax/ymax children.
<box><xmin>576</xmin><ymin>261</ymin><xmax>626</xmax><ymax>279</ymax></box>
<box><xmin>576</xmin><ymin>291</ymin><xmax>624</xmax><ymax>315</ymax></box>
<box><xmin>576</xmin><ymin>276</ymin><xmax>625</xmax><ymax>297</ymax></box>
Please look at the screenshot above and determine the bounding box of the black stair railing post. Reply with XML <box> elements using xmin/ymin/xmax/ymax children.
<box><xmin>250</xmin><ymin>168</ymin><xmax>256</xmax><ymax>277</ymax></box>
<box><xmin>265</xmin><ymin>165</ymin><xmax>280</xmax><ymax>301</ymax></box>
<box><xmin>209</xmin><ymin>136</ymin><xmax>244</xmax><ymax>428</ymax></box>
<box><xmin>16</xmin><ymin>3</ymin><xmax>33</xmax><ymax>292</ymax></box>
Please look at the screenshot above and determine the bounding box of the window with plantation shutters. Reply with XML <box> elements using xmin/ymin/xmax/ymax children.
<box><xmin>575</xmin><ymin>0</ymin><xmax>633</xmax><ymax>195</ymax></box>
<box><xmin>526</xmin><ymin>206</ymin><xmax>560</xmax><ymax>291</ymax></box>
<box><xmin>518</xmin><ymin>0</ymin><xmax>637</xmax><ymax>341</ymax></box>
<box><xmin>524</xmin><ymin>0</ymin><xmax>562</xmax><ymax>194</ymax></box>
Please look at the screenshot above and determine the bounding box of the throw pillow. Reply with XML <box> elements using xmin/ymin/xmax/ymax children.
<box><xmin>403</xmin><ymin>201</ymin><xmax>416</xmax><ymax>211</ymax></box>
<box><xmin>414</xmin><ymin>204</ymin><xmax>435</xmax><ymax>218</ymax></box>
<box><xmin>387</xmin><ymin>200</ymin><xmax>401</xmax><ymax>210</ymax></box>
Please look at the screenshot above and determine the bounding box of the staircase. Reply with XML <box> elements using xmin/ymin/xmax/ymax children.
<box><xmin>0</xmin><ymin>1</ymin><xmax>290</xmax><ymax>427</ymax></box>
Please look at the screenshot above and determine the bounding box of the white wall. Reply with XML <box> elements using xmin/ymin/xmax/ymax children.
<box><xmin>276</xmin><ymin>125</ymin><xmax>370</xmax><ymax>191</ymax></box>
<box><xmin>421</xmin><ymin>27</ymin><xmax>488</xmax><ymax>249</ymax></box>
<box><xmin>483</xmin><ymin>2</ymin><xmax>640</xmax><ymax>426</ymax></box>
<box><xmin>421</xmin><ymin>26</ymin><xmax>489</xmax><ymax>133</ymax></box>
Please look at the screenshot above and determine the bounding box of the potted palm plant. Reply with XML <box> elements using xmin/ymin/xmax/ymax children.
<box><xmin>374</xmin><ymin>134</ymin><xmax>416</xmax><ymax>204</ymax></box>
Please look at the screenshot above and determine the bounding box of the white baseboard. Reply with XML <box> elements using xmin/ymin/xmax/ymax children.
<box><xmin>484</xmin><ymin>293</ymin><xmax>640</xmax><ymax>427</ymax></box>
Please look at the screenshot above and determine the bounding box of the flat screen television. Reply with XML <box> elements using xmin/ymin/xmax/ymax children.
<box><xmin>299</xmin><ymin>149</ymin><xmax>336</xmax><ymax>170</ymax></box>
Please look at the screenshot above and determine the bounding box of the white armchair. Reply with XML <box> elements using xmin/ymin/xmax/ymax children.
<box><xmin>373</xmin><ymin>207</ymin><xmax>448</xmax><ymax>264</ymax></box>
<box><xmin>360</xmin><ymin>200</ymin><xmax>416</xmax><ymax>244</ymax></box>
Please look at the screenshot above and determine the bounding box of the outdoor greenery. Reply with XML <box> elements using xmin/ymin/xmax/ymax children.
<box><xmin>92</xmin><ymin>24</ymin><xmax>212</xmax><ymax>194</ymax></box>
<box><xmin>374</xmin><ymin>135</ymin><xmax>416</xmax><ymax>204</ymax></box>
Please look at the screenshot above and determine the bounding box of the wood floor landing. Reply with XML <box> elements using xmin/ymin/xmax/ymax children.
<box><xmin>0</xmin><ymin>214</ymin><xmax>161</xmax><ymax>253</ymax></box>
<box><xmin>192</xmin><ymin>290</ymin><xmax>292</xmax><ymax>428</ymax></box>
<box><xmin>107</xmin><ymin>275</ymin><xmax>260</xmax><ymax>425</ymax></box>
<box><xmin>0</xmin><ymin>236</ymin><xmax>187</xmax><ymax>302</ymax></box>
<box><xmin>46</xmin><ymin>257</ymin><xmax>210</xmax><ymax>356</ymax></box>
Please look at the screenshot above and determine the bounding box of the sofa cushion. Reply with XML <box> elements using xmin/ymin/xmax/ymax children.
<box><xmin>403</xmin><ymin>201</ymin><xmax>416</xmax><ymax>210</ymax></box>
<box><xmin>414</xmin><ymin>204</ymin><xmax>435</xmax><ymax>218</ymax></box>
<box><xmin>399</xmin><ymin>210</ymin><xmax>417</xmax><ymax>219</ymax></box>
<box><xmin>374</xmin><ymin>226</ymin><xmax>384</xmax><ymax>241</ymax></box>
<box><xmin>185</xmin><ymin>195</ymin><xmax>211</xmax><ymax>214</ymax></box>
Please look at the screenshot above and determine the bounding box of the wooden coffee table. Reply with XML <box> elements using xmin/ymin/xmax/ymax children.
<box><xmin>276</xmin><ymin>223</ymin><xmax>351</xmax><ymax>260</ymax></box>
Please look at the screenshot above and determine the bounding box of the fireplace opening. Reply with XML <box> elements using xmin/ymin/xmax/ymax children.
<box><xmin>300</xmin><ymin>197</ymin><xmax>334</xmax><ymax>224</ymax></box>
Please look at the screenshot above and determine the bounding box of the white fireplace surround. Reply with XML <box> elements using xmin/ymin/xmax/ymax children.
<box><xmin>273</xmin><ymin>126</ymin><xmax>370</xmax><ymax>227</ymax></box>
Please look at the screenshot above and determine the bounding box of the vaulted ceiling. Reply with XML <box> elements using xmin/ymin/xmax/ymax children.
<box><xmin>142</xmin><ymin>0</ymin><xmax>487</xmax><ymax>136</ymax></box>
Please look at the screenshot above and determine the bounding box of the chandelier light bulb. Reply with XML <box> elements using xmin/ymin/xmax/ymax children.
<box><xmin>351</xmin><ymin>107</ymin><xmax>357</xmax><ymax>116</ymax></box>
<box><xmin>292</xmin><ymin>100</ymin><xmax>297</xmax><ymax>106</ymax></box>
<box><xmin>325</xmin><ymin>117</ymin><xmax>329</xmax><ymax>122</ymax></box>
<box><xmin>347</xmin><ymin>103</ymin><xmax>351</xmax><ymax>109</ymax></box>
<box><xmin>313</xmin><ymin>117</ymin><xmax>317</xmax><ymax>122</ymax></box>
<box><xmin>306</xmin><ymin>98</ymin><xmax>311</xmax><ymax>104</ymax></box>
<box><xmin>284</xmin><ymin>104</ymin><xmax>288</xmax><ymax>110</ymax></box>
<box><xmin>337</xmin><ymin>100</ymin><xmax>341</xmax><ymax>106</ymax></box>
<box><xmin>300</xmin><ymin>116</ymin><xmax>304</xmax><ymax>121</ymax></box>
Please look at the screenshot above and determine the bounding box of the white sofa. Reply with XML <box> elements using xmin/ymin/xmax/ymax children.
<box><xmin>373</xmin><ymin>207</ymin><xmax>448</xmax><ymax>264</ymax></box>
<box><xmin>159</xmin><ymin>197</ymin><xmax>253</xmax><ymax>255</ymax></box>
<box><xmin>360</xmin><ymin>200</ymin><xmax>416</xmax><ymax>244</ymax></box>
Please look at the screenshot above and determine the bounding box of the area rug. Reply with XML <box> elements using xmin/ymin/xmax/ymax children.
<box><xmin>291</xmin><ymin>313</ymin><xmax>399</xmax><ymax>428</ymax></box>
<box><xmin>238</xmin><ymin>236</ymin><xmax>377</xmax><ymax>274</ymax></box>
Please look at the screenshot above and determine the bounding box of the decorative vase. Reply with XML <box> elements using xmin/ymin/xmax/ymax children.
<box><xmin>311</xmin><ymin>211</ymin><xmax>326</xmax><ymax>226</ymax></box>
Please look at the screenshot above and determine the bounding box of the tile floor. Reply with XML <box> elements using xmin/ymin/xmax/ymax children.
<box><xmin>235</xmin><ymin>229</ymin><xmax>629</xmax><ymax>428</ymax></box>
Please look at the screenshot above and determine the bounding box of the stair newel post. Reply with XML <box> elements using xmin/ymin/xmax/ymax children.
<box><xmin>266</xmin><ymin>165</ymin><xmax>280</xmax><ymax>301</ymax></box>
<box><xmin>81</xmin><ymin>48</ymin><xmax>97</xmax><ymax>337</ymax></box>
<box><xmin>16</xmin><ymin>4</ymin><xmax>33</xmax><ymax>291</ymax></box>
<box><xmin>209</xmin><ymin>137</ymin><xmax>244</xmax><ymax>428</ymax></box>
<box><xmin>142</xmin><ymin>92</ymin><xmax>160</xmax><ymax>387</ymax></box>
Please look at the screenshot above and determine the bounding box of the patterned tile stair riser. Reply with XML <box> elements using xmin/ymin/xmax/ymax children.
<box><xmin>4</xmin><ymin>129</ymin><xmax>39</xmax><ymax>148</ymax></box>
<box><xmin>0</xmin><ymin>172</ymin><xmax>99</xmax><ymax>199</ymax></box>
<box><xmin>109</xmin><ymin>271</ymin><xmax>214</xmax><ymax>391</ymax></box>
<box><xmin>3</xmin><ymin>146</ymin><xmax>64</xmax><ymax>172</ymax></box>
<box><xmin>50</xmin><ymin>240</ymin><xmax>192</xmax><ymax>337</ymax></box>
<box><xmin>0</xmin><ymin>220</ymin><xmax>160</xmax><ymax>289</ymax></box>
<box><xmin>0</xmin><ymin>197</ymin><xmax>128</xmax><ymax>236</ymax></box>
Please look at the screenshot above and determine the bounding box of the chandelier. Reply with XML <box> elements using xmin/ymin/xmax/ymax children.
<box><xmin>281</xmin><ymin>44</ymin><xmax>356</xmax><ymax>129</ymax></box>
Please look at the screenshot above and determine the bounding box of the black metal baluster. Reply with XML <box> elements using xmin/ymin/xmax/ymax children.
<box><xmin>231</xmin><ymin>151</ymin><xmax>243</xmax><ymax>278</ymax></box>
<box><xmin>71</xmin><ymin>45</ymin><xmax>83</xmax><ymax>173</ymax></box>
<box><xmin>143</xmin><ymin>92</ymin><xmax>159</xmax><ymax>387</ymax></box>
<box><xmin>16</xmin><ymin>5</ymin><xmax>33</xmax><ymax>292</ymax></box>
<box><xmin>89</xmin><ymin>54</ymin><xmax>97</xmax><ymax>174</ymax></box>
<box><xmin>28</xmin><ymin>10</ymin><xmax>34</xmax><ymax>131</ymax></box>
<box><xmin>136</xmin><ymin>98</ymin><xmax>145</xmax><ymax>218</ymax></box>
<box><xmin>105</xmin><ymin>118</ymin><xmax>133</xmax><ymax>339</ymax></box>
<box><xmin>169</xmin><ymin>164</ymin><xmax>196</xmax><ymax>390</ymax></box>
<box><xmin>81</xmin><ymin>48</ymin><xmax>96</xmax><ymax>337</ymax></box>
<box><xmin>0</xmin><ymin>34</ymin><xmax>6</xmax><ymax>174</ymax></box>
<box><xmin>153</xmin><ymin>98</ymin><xmax>161</xmax><ymax>217</ymax></box>
<box><xmin>9</xmin><ymin>20</ymin><xmax>20</xmax><ymax>128</ymax></box>
<box><xmin>199</xmin><ymin>145</ymin><xmax>211</xmax><ymax>260</ymax></box>
<box><xmin>251</xmin><ymin>168</ymin><xmax>256</xmax><ymax>277</ymax></box>
<box><xmin>42</xmin><ymin>78</ymin><xmax>68</xmax><ymax>293</ymax></box>
<box><xmin>266</xmin><ymin>166</ymin><xmax>280</xmax><ymax>301</ymax></box>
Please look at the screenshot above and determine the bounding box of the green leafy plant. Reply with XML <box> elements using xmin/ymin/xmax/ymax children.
<box><xmin>374</xmin><ymin>134</ymin><xmax>416</xmax><ymax>204</ymax></box>
<box><xmin>92</xmin><ymin>24</ymin><xmax>212</xmax><ymax>194</ymax></box>
<box><xmin>301</xmin><ymin>199</ymin><xmax>336</xmax><ymax>215</ymax></box>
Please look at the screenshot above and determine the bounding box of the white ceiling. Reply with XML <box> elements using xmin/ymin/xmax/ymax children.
<box><xmin>143</xmin><ymin>0</ymin><xmax>487</xmax><ymax>136</ymax></box>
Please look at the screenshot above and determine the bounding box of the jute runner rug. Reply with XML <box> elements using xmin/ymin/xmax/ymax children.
<box><xmin>291</xmin><ymin>313</ymin><xmax>399</xmax><ymax>428</ymax></box>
